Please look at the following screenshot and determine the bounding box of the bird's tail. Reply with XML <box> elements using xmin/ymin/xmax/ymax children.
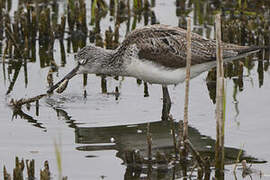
<box><xmin>224</xmin><ymin>45</ymin><xmax>269</xmax><ymax>62</ymax></box>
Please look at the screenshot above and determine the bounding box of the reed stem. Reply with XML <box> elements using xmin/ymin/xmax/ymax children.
<box><xmin>215</xmin><ymin>13</ymin><xmax>225</xmax><ymax>178</ymax></box>
<box><xmin>182</xmin><ymin>16</ymin><xmax>191</xmax><ymax>154</ymax></box>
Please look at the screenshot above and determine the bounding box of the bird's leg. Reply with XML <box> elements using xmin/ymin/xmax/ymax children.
<box><xmin>161</xmin><ymin>86</ymin><xmax>171</xmax><ymax>121</ymax></box>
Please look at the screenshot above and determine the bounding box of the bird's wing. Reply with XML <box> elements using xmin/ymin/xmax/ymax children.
<box><xmin>118</xmin><ymin>24</ymin><xmax>251</xmax><ymax>69</ymax></box>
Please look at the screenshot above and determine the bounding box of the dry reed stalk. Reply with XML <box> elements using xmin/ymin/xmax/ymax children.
<box><xmin>9</xmin><ymin>94</ymin><xmax>47</xmax><ymax>109</ymax></box>
<box><xmin>40</xmin><ymin>160</ymin><xmax>50</xmax><ymax>180</ymax></box>
<box><xmin>26</xmin><ymin>159</ymin><xmax>35</xmax><ymax>179</ymax></box>
<box><xmin>184</xmin><ymin>139</ymin><xmax>206</xmax><ymax>168</ymax></box>
<box><xmin>233</xmin><ymin>144</ymin><xmax>244</xmax><ymax>172</ymax></box>
<box><xmin>169</xmin><ymin>115</ymin><xmax>178</xmax><ymax>158</ymax></box>
<box><xmin>182</xmin><ymin>17</ymin><xmax>191</xmax><ymax>151</ymax></box>
<box><xmin>3</xmin><ymin>165</ymin><xmax>11</xmax><ymax>180</ymax></box>
<box><xmin>215</xmin><ymin>13</ymin><xmax>225</xmax><ymax>175</ymax></box>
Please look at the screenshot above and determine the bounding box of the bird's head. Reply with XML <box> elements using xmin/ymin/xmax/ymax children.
<box><xmin>75</xmin><ymin>45</ymin><xmax>105</xmax><ymax>74</ymax></box>
<box><xmin>47</xmin><ymin>45</ymin><xmax>113</xmax><ymax>94</ymax></box>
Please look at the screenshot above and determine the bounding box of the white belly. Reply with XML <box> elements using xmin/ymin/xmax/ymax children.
<box><xmin>125</xmin><ymin>57</ymin><xmax>217</xmax><ymax>85</ymax></box>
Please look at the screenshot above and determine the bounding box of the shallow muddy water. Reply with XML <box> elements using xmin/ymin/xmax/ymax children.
<box><xmin>0</xmin><ymin>0</ymin><xmax>270</xmax><ymax>179</ymax></box>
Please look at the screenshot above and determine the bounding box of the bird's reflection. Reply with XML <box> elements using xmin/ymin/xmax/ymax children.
<box><xmin>58</xmin><ymin>108</ymin><xmax>263</xmax><ymax>179</ymax></box>
<box><xmin>11</xmin><ymin>101</ymin><xmax>266</xmax><ymax>179</ymax></box>
<box><xmin>12</xmin><ymin>108</ymin><xmax>46</xmax><ymax>131</ymax></box>
<box><xmin>73</xmin><ymin>120</ymin><xmax>253</xmax><ymax>162</ymax></box>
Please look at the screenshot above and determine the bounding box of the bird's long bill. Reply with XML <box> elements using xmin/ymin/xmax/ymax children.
<box><xmin>47</xmin><ymin>65</ymin><xmax>79</xmax><ymax>94</ymax></box>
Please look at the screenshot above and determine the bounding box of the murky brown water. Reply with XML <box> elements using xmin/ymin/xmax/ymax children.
<box><xmin>0</xmin><ymin>0</ymin><xmax>270</xmax><ymax>179</ymax></box>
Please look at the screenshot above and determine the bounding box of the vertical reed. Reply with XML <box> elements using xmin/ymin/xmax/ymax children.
<box><xmin>147</xmin><ymin>122</ymin><xmax>152</xmax><ymax>160</ymax></box>
<box><xmin>3</xmin><ymin>165</ymin><xmax>11</xmax><ymax>180</ymax></box>
<box><xmin>182</xmin><ymin>16</ymin><xmax>191</xmax><ymax>152</ymax></box>
<box><xmin>169</xmin><ymin>115</ymin><xmax>178</xmax><ymax>158</ymax></box>
<box><xmin>40</xmin><ymin>160</ymin><xmax>50</xmax><ymax>180</ymax></box>
<box><xmin>26</xmin><ymin>159</ymin><xmax>35</xmax><ymax>179</ymax></box>
<box><xmin>215</xmin><ymin>13</ymin><xmax>225</xmax><ymax>178</ymax></box>
<box><xmin>91</xmin><ymin>0</ymin><xmax>97</xmax><ymax>25</ymax></box>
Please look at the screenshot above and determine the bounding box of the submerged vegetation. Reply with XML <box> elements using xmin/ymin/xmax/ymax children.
<box><xmin>1</xmin><ymin>0</ymin><xmax>270</xmax><ymax>179</ymax></box>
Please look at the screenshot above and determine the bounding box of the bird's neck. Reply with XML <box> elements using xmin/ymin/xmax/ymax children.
<box><xmin>96</xmin><ymin>48</ymin><xmax>115</xmax><ymax>62</ymax></box>
<box><xmin>95</xmin><ymin>48</ymin><xmax>124</xmax><ymax>75</ymax></box>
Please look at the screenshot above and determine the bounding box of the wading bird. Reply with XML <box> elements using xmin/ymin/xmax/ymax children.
<box><xmin>47</xmin><ymin>24</ymin><xmax>260</xmax><ymax>120</ymax></box>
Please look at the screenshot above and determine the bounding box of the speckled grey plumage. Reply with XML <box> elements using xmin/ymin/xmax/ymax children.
<box><xmin>76</xmin><ymin>24</ymin><xmax>259</xmax><ymax>73</ymax></box>
<box><xmin>117</xmin><ymin>24</ymin><xmax>258</xmax><ymax>69</ymax></box>
<box><xmin>47</xmin><ymin>24</ymin><xmax>260</xmax><ymax>93</ymax></box>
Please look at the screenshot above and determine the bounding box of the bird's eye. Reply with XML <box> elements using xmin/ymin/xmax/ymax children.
<box><xmin>79</xmin><ymin>59</ymin><xmax>87</xmax><ymax>65</ymax></box>
<box><xmin>74</xmin><ymin>54</ymin><xmax>77</xmax><ymax>59</ymax></box>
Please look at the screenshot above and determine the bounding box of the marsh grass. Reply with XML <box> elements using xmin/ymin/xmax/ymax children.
<box><xmin>54</xmin><ymin>137</ymin><xmax>68</xmax><ymax>180</ymax></box>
